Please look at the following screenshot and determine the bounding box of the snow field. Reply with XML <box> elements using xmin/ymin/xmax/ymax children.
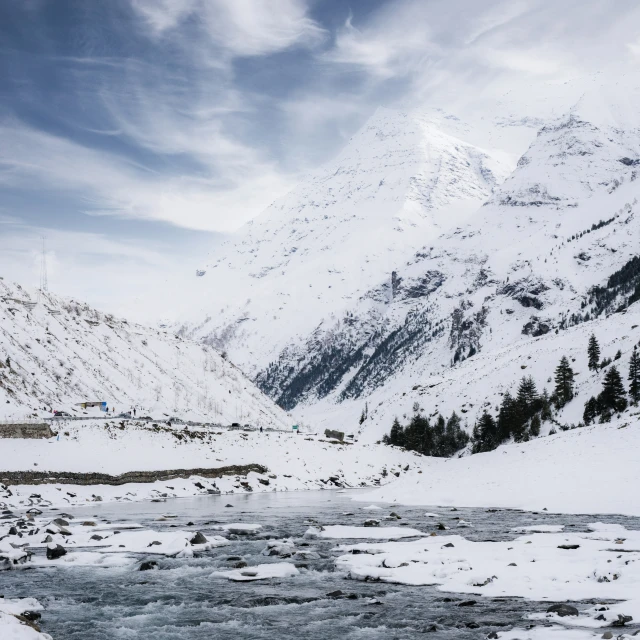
<box><xmin>334</xmin><ymin>522</ymin><xmax>640</xmax><ymax>638</ymax></box>
<box><xmin>0</xmin><ymin>420</ymin><xmax>424</xmax><ymax>510</ymax></box>
<box><xmin>0</xmin><ymin>279</ymin><xmax>288</xmax><ymax>428</ymax></box>
<box><xmin>357</xmin><ymin>414</ymin><xmax>640</xmax><ymax>516</ymax></box>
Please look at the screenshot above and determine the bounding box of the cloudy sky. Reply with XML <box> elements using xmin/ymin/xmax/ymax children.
<box><xmin>1</xmin><ymin>0</ymin><xmax>639</xmax><ymax>320</ymax></box>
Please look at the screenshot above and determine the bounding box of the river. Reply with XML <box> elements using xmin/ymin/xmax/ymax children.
<box><xmin>3</xmin><ymin>490</ymin><xmax>640</xmax><ymax>639</ymax></box>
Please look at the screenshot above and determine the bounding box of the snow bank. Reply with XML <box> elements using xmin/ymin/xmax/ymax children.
<box><xmin>0</xmin><ymin>422</ymin><xmax>423</xmax><ymax>510</ymax></box>
<box><xmin>212</xmin><ymin>562</ymin><xmax>299</xmax><ymax>582</ymax></box>
<box><xmin>357</xmin><ymin>416</ymin><xmax>640</xmax><ymax>516</ymax></box>
<box><xmin>335</xmin><ymin>524</ymin><xmax>640</xmax><ymax>634</ymax></box>
<box><xmin>311</xmin><ymin>525</ymin><xmax>425</xmax><ymax>540</ymax></box>
<box><xmin>0</xmin><ymin>599</ymin><xmax>50</xmax><ymax>640</ymax></box>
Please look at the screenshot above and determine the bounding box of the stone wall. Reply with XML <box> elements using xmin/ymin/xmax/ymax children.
<box><xmin>0</xmin><ymin>464</ymin><xmax>269</xmax><ymax>486</ymax></box>
<box><xmin>0</xmin><ymin>424</ymin><xmax>54</xmax><ymax>439</ymax></box>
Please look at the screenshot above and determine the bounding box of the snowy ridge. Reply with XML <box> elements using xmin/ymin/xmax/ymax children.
<box><xmin>0</xmin><ymin>279</ymin><xmax>288</xmax><ymax>428</ymax></box>
<box><xmin>254</xmin><ymin>90</ymin><xmax>640</xmax><ymax>434</ymax></box>
<box><xmin>170</xmin><ymin>80</ymin><xmax>640</xmax><ymax>448</ymax></box>
<box><xmin>175</xmin><ymin>108</ymin><xmax>512</xmax><ymax>374</ymax></box>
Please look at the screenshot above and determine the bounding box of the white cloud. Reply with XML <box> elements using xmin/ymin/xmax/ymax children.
<box><xmin>130</xmin><ymin>0</ymin><xmax>326</xmax><ymax>58</ymax></box>
<box><xmin>326</xmin><ymin>4</ymin><xmax>439</xmax><ymax>78</ymax></box>
<box><xmin>0</xmin><ymin>120</ymin><xmax>295</xmax><ymax>233</ymax></box>
<box><xmin>0</xmin><ymin>224</ymin><xmax>207</xmax><ymax>322</ymax></box>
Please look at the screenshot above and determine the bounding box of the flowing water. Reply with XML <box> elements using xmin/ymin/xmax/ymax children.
<box><xmin>3</xmin><ymin>490</ymin><xmax>640</xmax><ymax>639</ymax></box>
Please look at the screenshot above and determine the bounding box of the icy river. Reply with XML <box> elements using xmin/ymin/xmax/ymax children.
<box><xmin>3</xmin><ymin>489</ymin><xmax>640</xmax><ymax>639</ymax></box>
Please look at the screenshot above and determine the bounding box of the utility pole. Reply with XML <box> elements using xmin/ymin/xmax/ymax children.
<box><xmin>38</xmin><ymin>236</ymin><xmax>48</xmax><ymax>303</ymax></box>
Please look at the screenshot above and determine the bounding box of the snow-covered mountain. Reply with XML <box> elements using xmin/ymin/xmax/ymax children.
<box><xmin>0</xmin><ymin>278</ymin><xmax>288</xmax><ymax>428</ymax></box>
<box><xmin>177</xmin><ymin>78</ymin><xmax>640</xmax><ymax>439</ymax></box>
<box><xmin>176</xmin><ymin>108</ymin><xmax>514</xmax><ymax>372</ymax></box>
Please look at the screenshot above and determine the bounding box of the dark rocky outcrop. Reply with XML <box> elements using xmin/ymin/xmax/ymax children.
<box><xmin>0</xmin><ymin>464</ymin><xmax>268</xmax><ymax>486</ymax></box>
<box><xmin>190</xmin><ymin>531</ymin><xmax>208</xmax><ymax>545</ymax></box>
<box><xmin>547</xmin><ymin>603</ymin><xmax>579</xmax><ymax>617</ymax></box>
<box><xmin>46</xmin><ymin>544</ymin><xmax>67</xmax><ymax>560</ymax></box>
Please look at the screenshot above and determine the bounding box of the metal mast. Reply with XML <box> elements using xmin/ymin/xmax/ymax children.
<box><xmin>38</xmin><ymin>236</ymin><xmax>48</xmax><ymax>302</ymax></box>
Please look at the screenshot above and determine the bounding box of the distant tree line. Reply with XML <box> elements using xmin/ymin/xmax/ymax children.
<box><xmin>383</xmin><ymin>332</ymin><xmax>640</xmax><ymax>458</ymax></box>
<box><xmin>383</xmin><ymin>408</ymin><xmax>469</xmax><ymax>457</ymax></box>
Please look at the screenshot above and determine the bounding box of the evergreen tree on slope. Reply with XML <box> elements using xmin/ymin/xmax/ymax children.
<box><xmin>629</xmin><ymin>347</ymin><xmax>640</xmax><ymax>405</ymax></box>
<box><xmin>554</xmin><ymin>356</ymin><xmax>575</xmax><ymax>406</ymax></box>
<box><xmin>472</xmin><ymin>411</ymin><xmax>499</xmax><ymax>453</ymax></box>
<box><xmin>599</xmin><ymin>365</ymin><xmax>627</xmax><ymax>415</ymax></box>
<box><xmin>588</xmin><ymin>334</ymin><xmax>601</xmax><ymax>370</ymax></box>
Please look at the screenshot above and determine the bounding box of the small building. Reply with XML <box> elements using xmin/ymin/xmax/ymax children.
<box><xmin>77</xmin><ymin>401</ymin><xmax>108</xmax><ymax>411</ymax></box>
<box><xmin>324</xmin><ymin>429</ymin><xmax>344</xmax><ymax>441</ymax></box>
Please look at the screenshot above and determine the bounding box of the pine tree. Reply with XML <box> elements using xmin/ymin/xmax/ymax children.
<box><xmin>540</xmin><ymin>388</ymin><xmax>553</xmax><ymax>421</ymax></box>
<box><xmin>629</xmin><ymin>347</ymin><xmax>640</xmax><ymax>405</ymax></box>
<box><xmin>517</xmin><ymin>376</ymin><xmax>538</xmax><ymax>410</ymax></box>
<box><xmin>583</xmin><ymin>396</ymin><xmax>598</xmax><ymax>425</ymax></box>
<box><xmin>432</xmin><ymin>414</ymin><xmax>446</xmax><ymax>457</ymax></box>
<box><xmin>472</xmin><ymin>411</ymin><xmax>498</xmax><ymax>453</ymax></box>
<box><xmin>599</xmin><ymin>365</ymin><xmax>627</xmax><ymax>414</ymax></box>
<box><xmin>497</xmin><ymin>391</ymin><xmax>518</xmax><ymax>442</ymax></box>
<box><xmin>388</xmin><ymin>418</ymin><xmax>404</xmax><ymax>446</ymax></box>
<box><xmin>529</xmin><ymin>413</ymin><xmax>541</xmax><ymax>437</ymax></box>
<box><xmin>588</xmin><ymin>334</ymin><xmax>601</xmax><ymax>370</ymax></box>
<box><xmin>554</xmin><ymin>356</ymin><xmax>575</xmax><ymax>406</ymax></box>
<box><xmin>443</xmin><ymin>412</ymin><xmax>468</xmax><ymax>456</ymax></box>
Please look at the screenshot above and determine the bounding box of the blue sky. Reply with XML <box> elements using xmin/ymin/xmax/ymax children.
<box><xmin>1</xmin><ymin>0</ymin><xmax>639</xmax><ymax>319</ymax></box>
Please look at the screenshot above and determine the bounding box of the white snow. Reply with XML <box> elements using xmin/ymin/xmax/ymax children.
<box><xmin>312</xmin><ymin>525</ymin><xmax>425</xmax><ymax>539</ymax></box>
<box><xmin>0</xmin><ymin>279</ymin><xmax>288</xmax><ymax>428</ymax></box>
<box><xmin>335</xmin><ymin>525</ymin><xmax>640</xmax><ymax>633</ymax></box>
<box><xmin>212</xmin><ymin>562</ymin><xmax>299</xmax><ymax>582</ymax></box>
<box><xmin>356</xmin><ymin>415</ymin><xmax>640</xmax><ymax>516</ymax></box>
<box><xmin>0</xmin><ymin>599</ymin><xmax>50</xmax><ymax>640</ymax></box>
<box><xmin>212</xmin><ymin>523</ymin><xmax>262</xmax><ymax>534</ymax></box>
<box><xmin>0</xmin><ymin>422</ymin><xmax>424</xmax><ymax>510</ymax></box>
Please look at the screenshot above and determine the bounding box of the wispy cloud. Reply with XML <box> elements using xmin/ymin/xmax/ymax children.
<box><xmin>0</xmin><ymin>119</ymin><xmax>294</xmax><ymax>232</ymax></box>
<box><xmin>130</xmin><ymin>0</ymin><xmax>326</xmax><ymax>58</ymax></box>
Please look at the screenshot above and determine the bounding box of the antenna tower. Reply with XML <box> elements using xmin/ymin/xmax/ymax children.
<box><xmin>38</xmin><ymin>236</ymin><xmax>48</xmax><ymax>302</ymax></box>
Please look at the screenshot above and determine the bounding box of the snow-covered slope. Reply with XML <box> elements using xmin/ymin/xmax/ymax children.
<box><xmin>359</xmin><ymin>412</ymin><xmax>640</xmax><ymax>516</ymax></box>
<box><xmin>0</xmin><ymin>279</ymin><xmax>288</xmax><ymax>428</ymax></box>
<box><xmin>171</xmin><ymin>77</ymin><xmax>640</xmax><ymax>447</ymax></box>
<box><xmin>254</xmin><ymin>87</ymin><xmax>640</xmax><ymax>432</ymax></box>
<box><xmin>0</xmin><ymin>421</ymin><xmax>424</xmax><ymax>509</ymax></box>
<box><xmin>176</xmin><ymin>108</ymin><xmax>513</xmax><ymax>373</ymax></box>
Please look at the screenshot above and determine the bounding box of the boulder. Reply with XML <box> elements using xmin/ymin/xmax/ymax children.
<box><xmin>52</xmin><ymin>518</ymin><xmax>69</xmax><ymax>527</ymax></box>
<box><xmin>547</xmin><ymin>603</ymin><xmax>579</xmax><ymax>617</ymax></box>
<box><xmin>363</xmin><ymin>519</ymin><xmax>380</xmax><ymax>527</ymax></box>
<box><xmin>557</xmin><ymin>544</ymin><xmax>580</xmax><ymax>550</ymax></box>
<box><xmin>611</xmin><ymin>614</ymin><xmax>633</xmax><ymax>627</ymax></box>
<box><xmin>46</xmin><ymin>544</ymin><xmax>67</xmax><ymax>560</ymax></box>
<box><xmin>190</xmin><ymin>531</ymin><xmax>208</xmax><ymax>545</ymax></box>
<box><xmin>21</xmin><ymin>611</ymin><xmax>41</xmax><ymax>622</ymax></box>
<box><xmin>139</xmin><ymin>560</ymin><xmax>158</xmax><ymax>571</ymax></box>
